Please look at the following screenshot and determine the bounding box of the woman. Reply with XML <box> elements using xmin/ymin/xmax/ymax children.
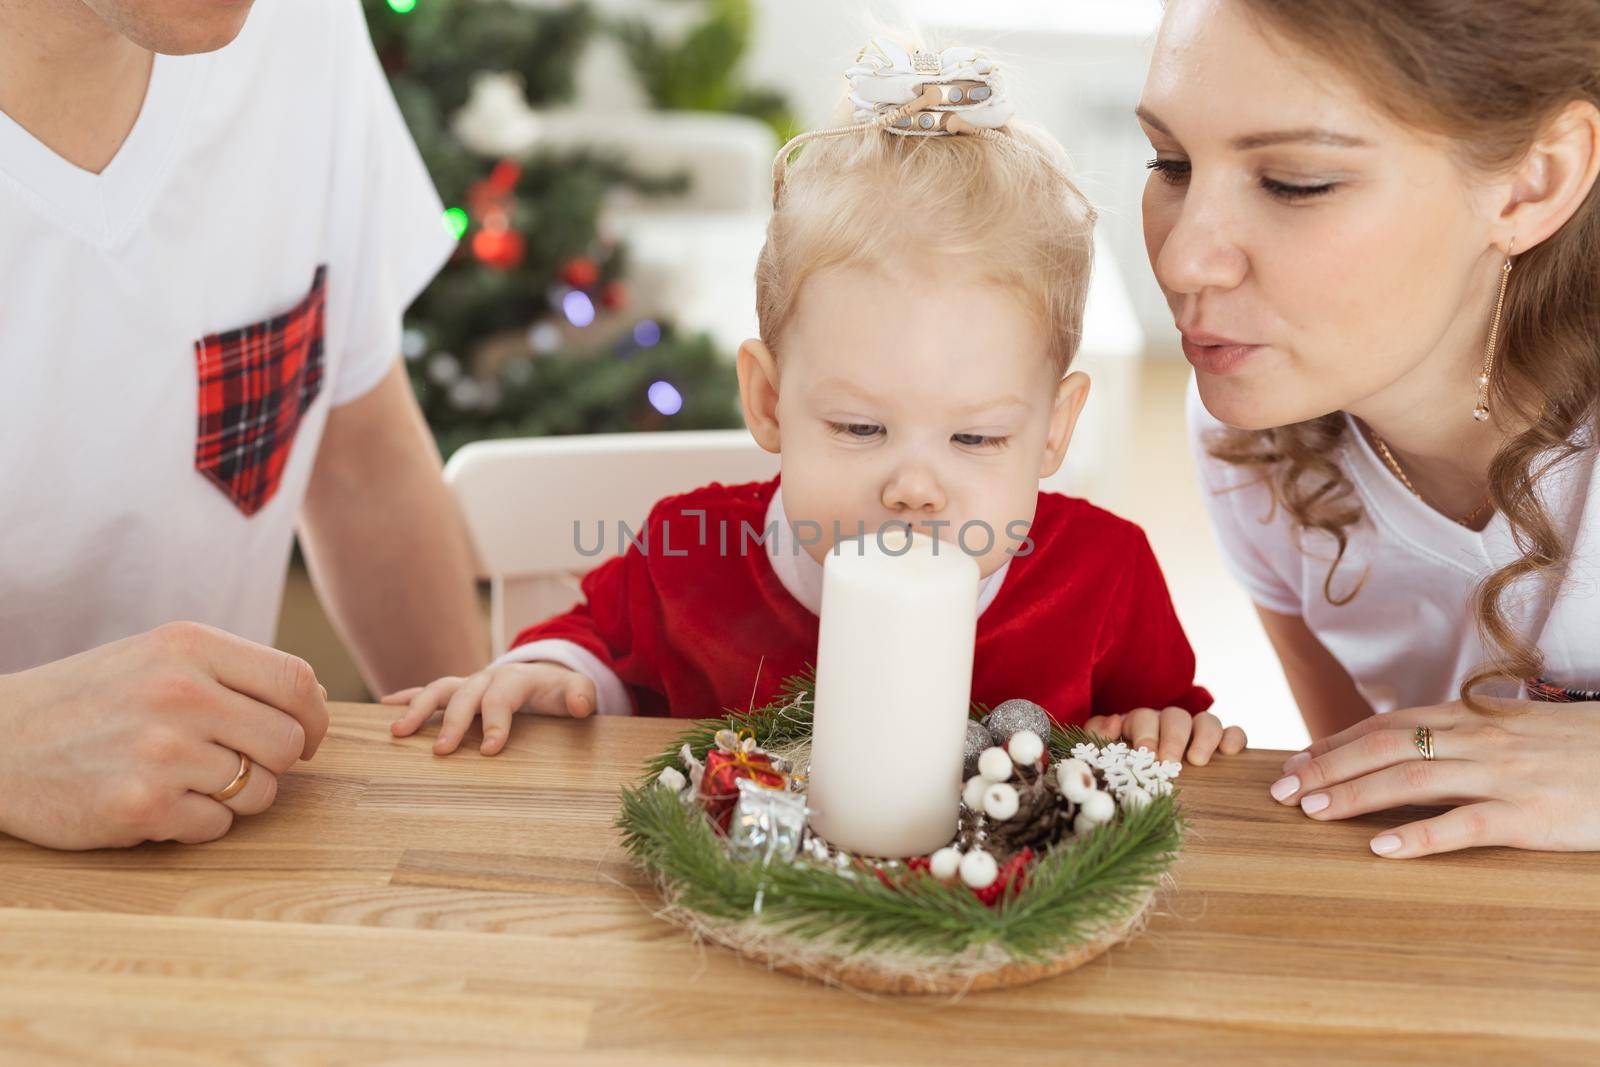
<box><xmin>1124</xmin><ymin>0</ymin><xmax>1600</xmax><ymax>858</ymax></box>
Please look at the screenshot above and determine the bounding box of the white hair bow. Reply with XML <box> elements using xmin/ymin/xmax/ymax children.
<box><xmin>845</xmin><ymin>36</ymin><xmax>1013</xmax><ymax>134</ymax></box>
<box><xmin>772</xmin><ymin>35</ymin><xmax>1014</xmax><ymax>203</ymax></box>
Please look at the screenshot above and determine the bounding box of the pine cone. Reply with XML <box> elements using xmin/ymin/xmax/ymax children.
<box><xmin>952</xmin><ymin>758</ymin><xmax>1085</xmax><ymax>863</ymax></box>
<box><xmin>989</xmin><ymin>784</ymin><xmax>1069</xmax><ymax>860</ymax></box>
<box><xmin>954</xmin><ymin>803</ymin><xmax>989</xmax><ymax>853</ymax></box>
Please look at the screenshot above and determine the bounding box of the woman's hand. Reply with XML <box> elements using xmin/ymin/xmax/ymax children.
<box><xmin>1268</xmin><ymin>698</ymin><xmax>1600</xmax><ymax>857</ymax></box>
<box><xmin>1082</xmin><ymin>707</ymin><xmax>1248</xmax><ymax>765</ymax></box>
<box><xmin>384</xmin><ymin>661</ymin><xmax>598</xmax><ymax>756</ymax></box>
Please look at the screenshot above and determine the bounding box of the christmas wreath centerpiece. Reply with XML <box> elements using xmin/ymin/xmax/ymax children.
<box><xmin>616</xmin><ymin>669</ymin><xmax>1184</xmax><ymax>995</ymax></box>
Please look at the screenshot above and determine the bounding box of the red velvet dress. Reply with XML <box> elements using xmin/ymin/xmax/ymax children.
<box><xmin>506</xmin><ymin>477</ymin><xmax>1212</xmax><ymax>725</ymax></box>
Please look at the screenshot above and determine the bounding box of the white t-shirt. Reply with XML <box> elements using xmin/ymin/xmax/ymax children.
<box><xmin>1188</xmin><ymin>378</ymin><xmax>1600</xmax><ymax>712</ymax></box>
<box><xmin>0</xmin><ymin>0</ymin><xmax>454</xmax><ymax>673</ymax></box>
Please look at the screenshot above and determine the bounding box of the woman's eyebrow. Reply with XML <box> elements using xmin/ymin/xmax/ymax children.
<box><xmin>1135</xmin><ymin>106</ymin><xmax>1175</xmax><ymax>136</ymax></box>
<box><xmin>1230</xmin><ymin>128</ymin><xmax>1372</xmax><ymax>150</ymax></box>
<box><xmin>1136</xmin><ymin>106</ymin><xmax>1371</xmax><ymax>149</ymax></box>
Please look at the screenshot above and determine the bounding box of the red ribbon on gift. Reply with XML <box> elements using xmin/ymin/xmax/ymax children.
<box><xmin>698</xmin><ymin>729</ymin><xmax>788</xmax><ymax>833</ymax></box>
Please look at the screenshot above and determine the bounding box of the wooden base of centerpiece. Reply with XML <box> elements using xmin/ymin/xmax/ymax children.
<box><xmin>655</xmin><ymin>889</ymin><xmax>1158</xmax><ymax>996</ymax></box>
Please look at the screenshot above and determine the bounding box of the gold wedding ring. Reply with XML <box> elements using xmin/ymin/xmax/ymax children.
<box><xmin>1413</xmin><ymin>725</ymin><xmax>1436</xmax><ymax>761</ymax></box>
<box><xmin>209</xmin><ymin>751</ymin><xmax>253</xmax><ymax>802</ymax></box>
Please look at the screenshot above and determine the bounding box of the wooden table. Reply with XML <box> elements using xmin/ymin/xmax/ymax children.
<box><xmin>3</xmin><ymin>706</ymin><xmax>1598</xmax><ymax>1065</ymax></box>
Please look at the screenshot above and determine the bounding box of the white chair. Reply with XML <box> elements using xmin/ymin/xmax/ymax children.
<box><xmin>444</xmin><ymin>429</ymin><xmax>780</xmax><ymax>655</ymax></box>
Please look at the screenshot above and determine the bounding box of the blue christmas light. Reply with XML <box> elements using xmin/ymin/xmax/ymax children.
<box><xmin>633</xmin><ymin>319</ymin><xmax>662</xmax><ymax>347</ymax></box>
<box><xmin>562</xmin><ymin>290</ymin><xmax>596</xmax><ymax>328</ymax></box>
<box><xmin>647</xmin><ymin>380</ymin><xmax>683</xmax><ymax>416</ymax></box>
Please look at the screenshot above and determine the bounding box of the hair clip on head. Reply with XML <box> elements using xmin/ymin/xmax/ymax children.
<box><xmin>772</xmin><ymin>35</ymin><xmax>1015</xmax><ymax>203</ymax></box>
<box><xmin>847</xmin><ymin>36</ymin><xmax>1013</xmax><ymax>137</ymax></box>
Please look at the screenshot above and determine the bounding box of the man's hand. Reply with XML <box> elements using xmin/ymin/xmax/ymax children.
<box><xmin>0</xmin><ymin>622</ymin><xmax>330</xmax><ymax>850</ymax></box>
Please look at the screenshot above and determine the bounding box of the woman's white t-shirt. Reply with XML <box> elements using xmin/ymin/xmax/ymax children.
<box><xmin>1187</xmin><ymin>378</ymin><xmax>1600</xmax><ymax>712</ymax></box>
<box><xmin>0</xmin><ymin>0</ymin><xmax>454</xmax><ymax>673</ymax></box>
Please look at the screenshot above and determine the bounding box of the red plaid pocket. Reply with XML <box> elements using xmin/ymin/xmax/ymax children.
<box><xmin>193</xmin><ymin>266</ymin><xmax>327</xmax><ymax>516</ymax></box>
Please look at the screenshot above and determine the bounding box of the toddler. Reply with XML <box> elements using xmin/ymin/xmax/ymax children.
<box><xmin>386</xmin><ymin>36</ymin><xmax>1247</xmax><ymax>766</ymax></box>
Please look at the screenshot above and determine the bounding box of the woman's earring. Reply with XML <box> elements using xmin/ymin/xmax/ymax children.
<box><xmin>1474</xmin><ymin>238</ymin><xmax>1516</xmax><ymax>422</ymax></box>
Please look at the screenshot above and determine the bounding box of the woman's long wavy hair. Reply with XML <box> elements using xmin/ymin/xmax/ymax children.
<box><xmin>1209</xmin><ymin>1</ymin><xmax>1600</xmax><ymax>708</ymax></box>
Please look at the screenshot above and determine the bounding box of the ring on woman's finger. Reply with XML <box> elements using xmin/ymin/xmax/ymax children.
<box><xmin>1413</xmin><ymin>725</ymin><xmax>1436</xmax><ymax>761</ymax></box>
<box><xmin>209</xmin><ymin>750</ymin><xmax>253</xmax><ymax>802</ymax></box>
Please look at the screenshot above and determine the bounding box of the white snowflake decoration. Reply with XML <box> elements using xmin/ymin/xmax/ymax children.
<box><xmin>1070</xmin><ymin>741</ymin><xmax>1181</xmax><ymax>800</ymax></box>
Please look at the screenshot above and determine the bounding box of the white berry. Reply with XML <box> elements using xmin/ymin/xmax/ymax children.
<box><xmin>1072</xmin><ymin>811</ymin><xmax>1099</xmax><ymax>837</ymax></box>
<box><xmin>1080</xmin><ymin>789</ymin><xmax>1116</xmax><ymax>825</ymax></box>
<box><xmin>1056</xmin><ymin>758</ymin><xmax>1095</xmax><ymax>803</ymax></box>
<box><xmin>929</xmin><ymin>846</ymin><xmax>963</xmax><ymax>881</ymax></box>
<box><xmin>962</xmin><ymin>775</ymin><xmax>989</xmax><ymax>809</ymax></box>
<box><xmin>977</xmin><ymin>746</ymin><xmax>1014</xmax><ymax>782</ymax></box>
<box><xmin>656</xmin><ymin>766</ymin><xmax>687</xmax><ymax>792</ymax></box>
<box><xmin>959</xmin><ymin>848</ymin><xmax>998</xmax><ymax>889</ymax></box>
<box><xmin>1120</xmin><ymin>785</ymin><xmax>1152</xmax><ymax>812</ymax></box>
<box><xmin>1006</xmin><ymin>730</ymin><xmax>1045</xmax><ymax>767</ymax></box>
<box><xmin>982</xmin><ymin>782</ymin><xmax>1020</xmax><ymax>821</ymax></box>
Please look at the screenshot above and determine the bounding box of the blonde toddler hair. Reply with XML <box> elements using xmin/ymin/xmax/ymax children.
<box><xmin>755</xmin><ymin>56</ymin><xmax>1097</xmax><ymax>380</ymax></box>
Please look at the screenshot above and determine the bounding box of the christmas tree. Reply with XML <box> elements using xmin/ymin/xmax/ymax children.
<box><xmin>363</xmin><ymin>0</ymin><xmax>784</xmax><ymax>457</ymax></box>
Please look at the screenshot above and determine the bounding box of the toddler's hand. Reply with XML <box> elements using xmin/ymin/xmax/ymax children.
<box><xmin>382</xmin><ymin>662</ymin><xmax>597</xmax><ymax>756</ymax></box>
<box><xmin>1081</xmin><ymin>707</ymin><xmax>1247</xmax><ymax>766</ymax></box>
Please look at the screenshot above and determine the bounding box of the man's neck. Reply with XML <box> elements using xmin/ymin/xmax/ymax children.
<box><xmin>0</xmin><ymin>0</ymin><xmax>154</xmax><ymax>174</ymax></box>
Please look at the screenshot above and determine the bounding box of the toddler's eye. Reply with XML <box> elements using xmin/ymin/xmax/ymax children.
<box><xmin>953</xmin><ymin>433</ymin><xmax>1007</xmax><ymax>451</ymax></box>
<box><xmin>828</xmin><ymin>421</ymin><xmax>883</xmax><ymax>440</ymax></box>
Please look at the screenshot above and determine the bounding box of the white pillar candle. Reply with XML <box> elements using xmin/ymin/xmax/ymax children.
<box><xmin>806</xmin><ymin>526</ymin><xmax>980</xmax><ymax>857</ymax></box>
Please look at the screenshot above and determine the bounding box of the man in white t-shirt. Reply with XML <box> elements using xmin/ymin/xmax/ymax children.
<box><xmin>0</xmin><ymin>0</ymin><xmax>488</xmax><ymax>849</ymax></box>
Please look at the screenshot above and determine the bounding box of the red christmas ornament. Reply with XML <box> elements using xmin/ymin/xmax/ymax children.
<box><xmin>599</xmin><ymin>280</ymin><xmax>629</xmax><ymax>310</ymax></box>
<box><xmin>487</xmin><ymin>158</ymin><xmax>521</xmax><ymax>194</ymax></box>
<box><xmin>462</xmin><ymin>159</ymin><xmax>526</xmax><ymax>270</ymax></box>
<box><xmin>467</xmin><ymin>159</ymin><xmax>522</xmax><ymax>217</ymax></box>
<box><xmin>472</xmin><ymin>226</ymin><xmax>525</xmax><ymax>270</ymax></box>
<box><xmin>699</xmin><ymin>744</ymin><xmax>787</xmax><ymax>833</ymax></box>
<box><xmin>560</xmin><ymin>256</ymin><xmax>600</xmax><ymax>289</ymax></box>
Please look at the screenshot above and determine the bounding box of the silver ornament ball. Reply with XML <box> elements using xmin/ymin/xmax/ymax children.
<box><xmin>983</xmin><ymin>699</ymin><xmax>1053</xmax><ymax>747</ymax></box>
<box><xmin>962</xmin><ymin>720</ymin><xmax>996</xmax><ymax>778</ymax></box>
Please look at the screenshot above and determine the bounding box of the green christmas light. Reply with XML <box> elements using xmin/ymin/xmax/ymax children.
<box><xmin>442</xmin><ymin>207</ymin><xmax>468</xmax><ymax>241</ymax></box>
<box><xmin>387</xmin><ymin>0</ymin><xmax>418</xmax><ymax>14</ymax></box>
